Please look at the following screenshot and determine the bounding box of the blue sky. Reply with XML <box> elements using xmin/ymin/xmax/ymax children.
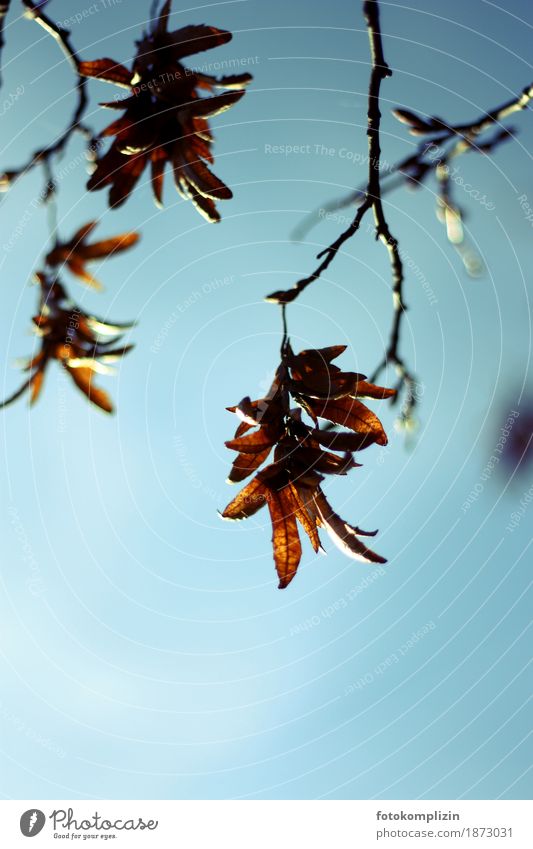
<box><xmin>0</xmin><ymin>0</ymin><xmax>531</xmax><ymax>799</ymax></box>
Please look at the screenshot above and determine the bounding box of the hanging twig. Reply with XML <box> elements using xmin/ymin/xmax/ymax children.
<box><xmin>267</xmin><ymin>0</ymin><xmax>418</xmax><ymax>421</ymax></box>
<box><xmin>361</xmin><ymin>0</ymin><xmax>417</xmax><ymax>422</ymax></box>
<box><xmin>266</xmin><ymin>0</ymin><xmax>403</xmax><ymax>307</ymax></box>
<box><xmin>334</xmin><ymin>83</ymin><xmax>533</xmax><ymax>420</ymax></box>
<box><xmin>363</xmin><ymin>0</ymin><xmax>404</xmax><ymax>309</ymax></box>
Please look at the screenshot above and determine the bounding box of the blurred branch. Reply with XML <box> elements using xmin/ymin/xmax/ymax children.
<box><xmin>0</xmin><ymin>0</ymin><xmax>94</xmax><ymax>200</ymax></box>
<box><xmin>0</xmin><ymin>1</ymin><xmax>11</xmax><ymax>87</ymax></box>
<box><xmin>364</xmin><ymin>84</ymin><xmax>533</xmax><ymax>424</ymax></box>
<box><xmin>293</xmin><ymin>83</ymin><xmax>533</xmax><ymax>244</ymax></box>
<box><xmin>434</xmin><ymin>159</ymin><xmax>483</xmax><ymax>277</ymax></box>
<box><xmin>0</xmin><ymin>375</ymin><xmax>31</xmax><ymax>408</ymax></box>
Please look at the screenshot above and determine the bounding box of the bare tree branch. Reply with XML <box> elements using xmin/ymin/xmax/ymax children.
<box><xmin>361</xmin><ymin>0</ymin><xmax>417</xmax><ymax>420</ymax></box>
<box><xmin>267</xmin><ymin>0</ymin><xmax>418</xmax><ymax>421</ymax></box>
<box><xmin>266</xmin><ymin>0</ymin><xmax>403</xmax><ymax>308</ymax></box>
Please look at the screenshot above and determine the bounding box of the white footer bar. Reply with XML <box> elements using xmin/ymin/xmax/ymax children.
<box><xmin>1</xmin><ymin>800</ymin><xmax>531</xmax><ymax>847</ymax></box>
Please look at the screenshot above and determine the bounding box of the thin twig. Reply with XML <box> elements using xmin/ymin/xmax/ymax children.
<box><xmin>266</xmin><ymin>0</ymin><xmax>401</xmax><ymax>308</ymax></box>
<box><xmin>268</xmin><ymin>0</ymin><xmax>418</xmax><ymax>418</ymax></box>
<box><xmin>280</xmin><ymin>303</ymin><xmax>289</xmax><ymax>356</ymax></box>
<box><xmin>41</xmin><ymin>157</ymin><xmax>59</xmax><ymax>240</ymax></box>
<box><xmin>0</xmin><ymin>1</ymin><xmax>92</xmax><ymax>194</ymax></box>
<box><xmin>362</xmin><ymin>0</ymin><xmax>417</xmax><ymax>415</ymax></box>
<box><xmin>0</xmin><ymin>1</ymin><xmax>11</xmax><ymax>87</ymax></box>
<box><xmin>267</xmin><ymin>199</ymin><xmax>372</xmax><ymax>304</ymax></box>
<box><xmin>364</xmin><ymin>0</ymin><xmax>404</xmax><ymax>310</ymax></box>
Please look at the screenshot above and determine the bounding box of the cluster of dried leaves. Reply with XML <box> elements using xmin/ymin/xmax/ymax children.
<box><xmin>79</xmin><ymin>0</ymin><xmax>251</xmax><ymax>220</ymax></box>
<box><xmin>222</xmin><ymin>344</ymin><xmax>395</xmax><ymax>588</ymax></box>
<box><xmin>0</xmin><ymin>224</ymin><xmax>137</xmax><ymax>413</ymax></box>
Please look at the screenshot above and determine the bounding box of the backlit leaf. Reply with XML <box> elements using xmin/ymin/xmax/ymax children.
<box><xmin>221</xmin><ymin>477</ymin><xmax>268</xmax><ymax>521</ymax></box>
<box><xmin>267</xmin><ymin>489</ymin><xmax>302</xmax><ymax>589</ymax></box>
<box><xmin>310</xmin><ymin>397</ymin><xmax>388</xmax><ymax>445</ymax></box>
<box><xmin>313</xmin><ymin>490</ymin><xmax>386</xmax><ymax>564</ymax></box>
<box><xmin>79</xmin><ymin>59</ymin><xmax>133</xmax><ymax>88</ymax></box>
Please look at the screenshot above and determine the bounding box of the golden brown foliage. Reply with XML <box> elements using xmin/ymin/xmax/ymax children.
<box><xmin>80</xmin><ymin>1</ymin><xmax>251</xmax><ymax>219</ymax></box>
<box><xmin>222</xmin><ymin>345</ymin><xmax>395</xmax><ymax>588</ymax></box>
<box><xmin>45</xmin><ymin>221</ymin><xmax>139</xmax><ymax>290</ymax></box>
<box><xmin>0</xmin><ymin>274</ymin><xmax>134</xmax><ymax>414</ymax></box>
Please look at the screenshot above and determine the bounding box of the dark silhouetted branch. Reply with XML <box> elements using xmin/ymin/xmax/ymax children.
<box><xmin>267</xmin><ymin>0</ymin><xmax>418</xmax><ymax>423</ymax></box>
<box><xmin>362</xmin><ymin>1</ymin><xmax>417</xmax><ymax>422</ymax></box>
<box><xmin>266</xmin><ymin>0</ymin><xmax>395</xmax><ymax>305</ymax></box>
<box><xmin>266</xmin><ymin>0</ymin><xmax>404</xmax><ymax>310</ymax></box>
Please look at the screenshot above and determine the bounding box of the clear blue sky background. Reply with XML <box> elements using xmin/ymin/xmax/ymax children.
<box><xmin>0</xmin><ymin>0</ymin><xmax>531</xmax><ymax>800</ymax></box>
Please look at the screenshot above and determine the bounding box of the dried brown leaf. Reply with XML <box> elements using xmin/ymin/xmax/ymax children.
<box><xmin>267</xmin><ymin>489</ymin><xmax>302</xmax><ymax>589</ymax></box>
<box><xmin>313</xmin><ymin>490</ymin><xmax>386</xmax><ymax>564</ymax></box>
<box><xmin>227</xmin><ymin>445</ymin><xmax>273</xmax><ymax>483</ymax></box>
<box><xmin>310</xmin><ymin>397</ymin><xmax>388</xmax><ymax>445</ymax></box>
<box><xmin>79</xmin><ymin>59</ymin><xmax>132</xmax><ymax>88</ymax></box>
<box><xmin>221</xmin><ymin>477</ymin><xmax>268</xmax><ymax>520</ymax></box>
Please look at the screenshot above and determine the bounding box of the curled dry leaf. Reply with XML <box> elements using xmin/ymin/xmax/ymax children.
<box><xmin>45</xmin><ymin>221</ymin><xmax>139</xmax><ymax>289</ymax></box>
<box><xmin>221</xmin><ymin>343</ymin><xmax>394</xmax><ymax>588</ymax></box>
<box><xmin>79</xmin><ymin>0</ymin><xmax>251</xmax><ymax>220</ymax></box>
